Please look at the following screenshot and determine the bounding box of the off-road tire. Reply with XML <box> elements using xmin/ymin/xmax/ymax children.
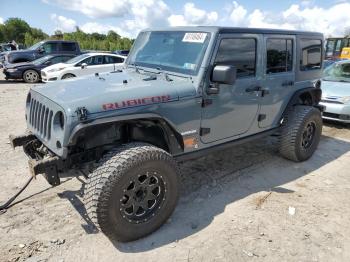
<box><xmin>84</xmin><ymin>142</ymin><xmax>179</xmax><ymax>242</ymax></box>
<box><xmin>23</xmin><ymin>69</ymin><xmax>40</xmax><ymax>83</ymax></box>
<box><xmin>279</xmin><ymin>106</ymin><xmax>322</xmax><ymax>162</ymax></box>
<box><xmin>61</xmin><ymin>73</ymin><xmax>75</xmax><ymax>79</ymax></box>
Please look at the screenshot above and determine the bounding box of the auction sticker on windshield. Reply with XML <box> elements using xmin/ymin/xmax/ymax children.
<box><xmin>183</xmin><ymin>33</ymin><xmax>207</xmax><ymax>43</ymax></box>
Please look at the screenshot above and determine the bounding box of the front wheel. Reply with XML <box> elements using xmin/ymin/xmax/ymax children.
<box><xmin>61</xmin><ymin>73</ymin><xmax>75</xmax><ymax>79</ymax></box>
<box><xmin>279</xmin><ymin>106</ymin><xmax>322</xmax><ymax>162</ymax></box>
<box><xmin>84</xmin><ymin>143</ymin><xmax>179</xmax><ymax>242</ymax></box>
<box><xmin>23</xmin><ymin>70</ymin><xmax>40</xmax><ymax>83</ymax></box>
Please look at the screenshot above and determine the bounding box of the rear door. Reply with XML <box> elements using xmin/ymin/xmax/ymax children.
<box><xmin>200</xmin><ymin>34</ymin><xmax>262</xmax><ymax>143</ymax></box>
<box><xmin>258</xmin><ymin>35</ymin><xmax>296</xmax><ymax>128</ymax></box>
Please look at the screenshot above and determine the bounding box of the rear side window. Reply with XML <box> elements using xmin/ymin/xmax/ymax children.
<box><xmin>300</xmin><ymin>39</ymin><xmax>322</xmax><ymax>71</ymax></box>
<box><xmin>214</xmin><ymin>38</ymin><xmax>256</xmax><ymax>78</ymax></box>
<box><xmin>105</xmin><ymin>56</ymin><xmax>124</xmax><ymax>64</ymax></box>
<box><xmin>266</xmin><ymin>39</ymin><xmax>293</xmax><ymax>74</ymax></box>
<box><xmin>61</xmin><ymin>43</ymin><xmax>76</xmax><ymax>52</ymax></box>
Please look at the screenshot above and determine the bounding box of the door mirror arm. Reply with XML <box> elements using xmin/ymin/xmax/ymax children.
<box><xmin>81</xmin><ymin>63</ymin><xmax>88</xmax><ymax>69</ymax></box>
<box><xmin>207</xmin><ymin>83</ymin><xmax>220</xmax><ymax>95</ymax></box>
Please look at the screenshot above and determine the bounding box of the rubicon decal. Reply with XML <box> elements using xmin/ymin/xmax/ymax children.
<box><xmin>103</xmin><ymin>95</ymin><xmax>172</xmax><ymax>110</ymax></box>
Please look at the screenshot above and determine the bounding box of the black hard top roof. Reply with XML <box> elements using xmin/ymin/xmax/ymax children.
<box><xmin>143</xmin><ymin>26</ymin><xmax>323</xmax><ymax>37</ymax></box>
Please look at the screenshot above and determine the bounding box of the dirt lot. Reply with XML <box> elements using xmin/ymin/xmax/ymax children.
<box><xmin>1</xmin><ymin>74</ymin><xmax>350</xmax><ymax>262</ymax></box>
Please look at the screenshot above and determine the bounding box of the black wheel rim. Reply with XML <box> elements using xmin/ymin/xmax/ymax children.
<box><xmin>119</xmin><ymin>171</ymin><xmax>166</xmax><ymax>224</ymax></box>
<box><xmin>301</xmin><ymin>121</ymin><xmax>316</xmax><ymax>149</ymax></box>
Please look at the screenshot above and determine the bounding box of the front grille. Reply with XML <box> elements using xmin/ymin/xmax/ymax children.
<box><xmin>28</xmin><ymin>98</ymin><xmax>53</xmax><ymax>140</ymax></box>
<box><xmin>323</xmin><ymin>112</ymin><xmax>340</xmax><ymax>119</ymax></box>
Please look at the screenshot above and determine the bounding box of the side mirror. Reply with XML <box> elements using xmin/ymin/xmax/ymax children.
<box><xmin>81</xmin><ymin>63</ymin><xmax>87</xmax><ymax>69</ymax></box>
<box><xmin>44</xmin><ymin>60</ymin><xmax>51</xmax><ymax>65</ymax></box>
<box><xmin>211</xmin><ymin>65</ymin><xmax>237</xmax><ymax>85</ymax></box>
<box><xmin>38</xmin><ymin>46</ymin><xmax>45</xmax><ymax>53</ymax></box>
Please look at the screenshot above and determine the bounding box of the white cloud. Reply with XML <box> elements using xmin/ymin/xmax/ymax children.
<box><xmin>50</xmin><ymin>14</ymin><xmax>77</xmax><ymax>32</ymax></box>
<box><xmin>168</xmin><ymin>3</ymin><xmax>218</xmax><ymax>26</ymax></box>
<box><xmin>0</xmin><ymin>17</ymin><xmax>4</xmax><ymax>24</ymax></box>
<box><xmin>228</xmin><ymin>1</ymin><xmax>247</xmax><ymax>26</ymax></box>
<box><xmin>80</xmin><ymin>22</ymin><xmax>132</xmax><ymax>38</ymax></box>
<box><xmin>46</xmin><ymin>0</ymin><xmax>129</xmax><ymax>18</ymax></box>
<box><xmin>43</xmin><ymin>1</ymin><xmax>350</xmax><ymax>38</ymax></box>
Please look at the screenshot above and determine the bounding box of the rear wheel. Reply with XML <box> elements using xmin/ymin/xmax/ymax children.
<box><xmin>61</xmin><ymin>73</ymin><xmax>75</xmax><ymax>79</ymax></box>
<box><xmin>23</xmin><ymin>70</ymin><xmax>40</xmax><ymax>83</ymax></box>
<box><xmin>279</xmin><ymin>106</ymin><xmax>322</xmax><ymax>162</ymax></box>
<box><xmin>84</xmin><ymin>143</ymin><xmax>179</xmax><ymax>242</ymax></box>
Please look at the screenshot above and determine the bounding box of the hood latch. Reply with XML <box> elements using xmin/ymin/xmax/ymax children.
<box><xmin>76</xmin><ymin>107</ymin><xmax>88</xmax><ymax>121</ymax></box>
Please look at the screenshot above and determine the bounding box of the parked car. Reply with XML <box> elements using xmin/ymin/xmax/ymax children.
<box><xmin>41</xmin><ymin>53</ymin><xmax>125</xmax><ymax>82</ymax></box>
<box><xmin>0</xmin><ymin>43</ymin><xmax>17</xmax><ymax>52</ymax></box>
<box><xmin>10</xmin><ymin>27</ymin><xmax>324</xmax><ymax>242</ymax></box>
<box><xmin>114</xmin><ymin>49</ymin><xmax>129</xmax><ymax>56</ymax></box>
<box><xmin>3</xmin><ymin>54</ymin><xmax>76</xmax><ymax>83</ymax></box>
<box><xmin>320</xmin><ymin>60</ymin><xmax>350</xmax><ymax>123</ymax></box>
<box><xmin>2</xmin><ymin>40</ymin><xmax>81</xmax><ymax>64</ymax></box>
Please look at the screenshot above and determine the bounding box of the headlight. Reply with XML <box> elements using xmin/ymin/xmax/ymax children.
<box><xmin>339</xmin><ymin>96</ymin><xmax>350</xmax><ymax>104</ymax></box>
<box><xmin>48</xmin><ymin>67</ymin><xmax>65</xmax><ymax>73</ymax></box>
<box><xmin>6</xmin><ymin>68</ymin><xmax>17</xmax><ymax>72</ymax></box>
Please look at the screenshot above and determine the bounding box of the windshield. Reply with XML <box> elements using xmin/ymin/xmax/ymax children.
<box><xmin>127</xmin><ymin>31</ymin><xmax>210</xmax><ymax>75</ymax></box>
<box><xmin>28</xmin><ymin>42</ymin><xmax>43</xmax><ymax>50</ymax></box>
<box><xmin>323</xmin><ymin>62</ymin><xmax>350</xmax><ymax>83</ymax></box>
<box><xmin>32</xmin><ymin>55</ymin><xmax>53</xmax><ymax>65</ymax></box>
<box><xmin>65</xmin><ymin>53</ymin><xmax>90</xmax><ymax>64</ymax></box>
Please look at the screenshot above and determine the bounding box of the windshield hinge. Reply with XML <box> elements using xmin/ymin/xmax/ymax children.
<box><xmin>76</xmin><ymin>107</ymin><xmax>88</xmax><ymax>121</ymax></box>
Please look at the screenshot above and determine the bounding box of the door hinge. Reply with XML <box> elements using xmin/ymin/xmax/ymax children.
<box><xmin>201</xmin><ymin>99</ymin><xmax>213</xmax><ymax>108</ymax></box>
<box><xmin>258</xmin><ymin>114</ymin><xmax>266</xmax><ymax>122</ymax></box>
<box><xmin>200</xmin><ymin>128</ymin><xmax>211</xmax><ymax>136</ymax></box>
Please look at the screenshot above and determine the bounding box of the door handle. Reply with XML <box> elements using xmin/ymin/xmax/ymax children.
<box><xmin>245</xmin><ymin>86</ymin><xmax>261</xmax><ymax>93</ymax></box>
<box><xmin>282</xmin><ymin>81</ymin><xmax>294</xmax><ymax>87</ymax></box>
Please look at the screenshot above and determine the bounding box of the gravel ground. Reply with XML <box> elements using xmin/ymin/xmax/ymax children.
<box><xmin>1</xmin><ymin>74</ymin><xmax>350</xmax><ymax>262</ymax></box>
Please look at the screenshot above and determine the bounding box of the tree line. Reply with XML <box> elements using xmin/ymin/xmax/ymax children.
<box><xmin>0</xmin><ymin>18</ymin><xmax>133</xmax><ymax>51</ymax></box>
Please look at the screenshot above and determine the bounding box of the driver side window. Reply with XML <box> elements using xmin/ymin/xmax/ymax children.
<box><xmin>42</xmin><ymin>43</ymin><xmax>58</xmax><ymax>54</ymax></box>
<box><xmin>214</xmin><ymin>38</ymin><xmax>257</xmax><ymax>78</ymax></box>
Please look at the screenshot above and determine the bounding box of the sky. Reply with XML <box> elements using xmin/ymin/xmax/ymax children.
<box><xmin>0</xmin><ymin>0</ymin><xmax>350</xmax><ymax>38</ymax></box>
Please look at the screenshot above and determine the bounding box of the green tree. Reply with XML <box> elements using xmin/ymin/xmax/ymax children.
<box><xmin>2</xmin><ymin>18</ymin><xmax>31</xmax><ymax>43</ymax></box>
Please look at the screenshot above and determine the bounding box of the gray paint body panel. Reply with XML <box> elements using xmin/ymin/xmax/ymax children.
<box><xmin>25</xmin><ymin>26</ymin><xmax>323</xmax><ymax>159</ymax></box>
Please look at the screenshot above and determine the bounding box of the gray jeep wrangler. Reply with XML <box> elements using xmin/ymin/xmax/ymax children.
<box><xmin>10</xmin><ymin>27</ymin><xmax>324</xmax><ymax>242</ymax></box>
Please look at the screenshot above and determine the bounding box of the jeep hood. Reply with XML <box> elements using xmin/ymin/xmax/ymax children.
<box><xmin>31</xmin><ymin>69</ymin><xmax>197</xmax><ymax>117</ymax></box>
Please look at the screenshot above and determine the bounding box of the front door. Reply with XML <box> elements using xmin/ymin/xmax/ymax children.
<box><xmin>258</xmin><ymin>35</ymin><xmax>296</xmax><ymax>128</ymax></box>
<box><xmin>200</xmin><ymin>34</ymin><xmax>262</xmax><ymax>143</ymax></box>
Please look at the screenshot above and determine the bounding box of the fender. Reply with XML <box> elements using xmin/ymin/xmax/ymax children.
<box><xmin>67</xmin><ymin>113</ymin><xmax>184</xmax><ymax>155</ymax></box>
<box><xmin>282</xmin><ymin>86</ymin><xmax>322</xmax><ymax>116</ymax></box>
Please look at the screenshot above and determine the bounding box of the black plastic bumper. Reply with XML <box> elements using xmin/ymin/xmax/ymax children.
<box><xmin>9</xmin><ymin>133</ymin><xmax>61</xmax><ymax>186</ymax></box>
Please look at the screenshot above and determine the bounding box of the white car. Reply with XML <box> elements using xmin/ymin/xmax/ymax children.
<box><xmin>41</xmin><ymin>53</ymin><xmax>126</xmax><ymax>82</ymax></box>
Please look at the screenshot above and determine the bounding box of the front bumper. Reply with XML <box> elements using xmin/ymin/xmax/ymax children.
<box><xmin>319</xmin><ymin>101</ymin><xmax>350</xmax><ymax>123</ymax></box>
<box><xmin>41</xmin><ymin>71</ymin><xmax>59</xmax><ymax>82</ymax></box>
<box><xmin>3</xmin><ymin>69</ymin><xmax>22</xmax><ymax>80</ymax></box>
<box><xmin>9</xmin><ymin>133</ymin><xmax>62</xmax><ymax>186</ymax></box>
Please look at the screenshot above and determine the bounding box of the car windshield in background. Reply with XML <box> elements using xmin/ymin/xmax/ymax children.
<box><xmin>32</xmin><ymin>55</ymin><xmax>53</xmax><ymax>65</ymax></box>
<box><xmin>323</xmin><ymin>62</ymin><xmax>350</xmax><ymax>83</ymax></box>
<box><xmin>65</xmin><ymin>54</ymin><xmax>90</xmax><ymax>64</ymax></box>
<box><xmin>127</xmin><ymin>31</ymin><xmax>210</xmax><ymax>75</ymax></box>
<box><xmin>28</xmin><ymin>42</ymin><xmax>43</xmax><ymax>50</ymax></box>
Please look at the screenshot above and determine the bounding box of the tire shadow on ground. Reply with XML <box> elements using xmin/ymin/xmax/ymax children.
<box><xmin>108</xmin><ymin>135</ymin><xmax>350</xmax><ymax>252</ymax></box>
